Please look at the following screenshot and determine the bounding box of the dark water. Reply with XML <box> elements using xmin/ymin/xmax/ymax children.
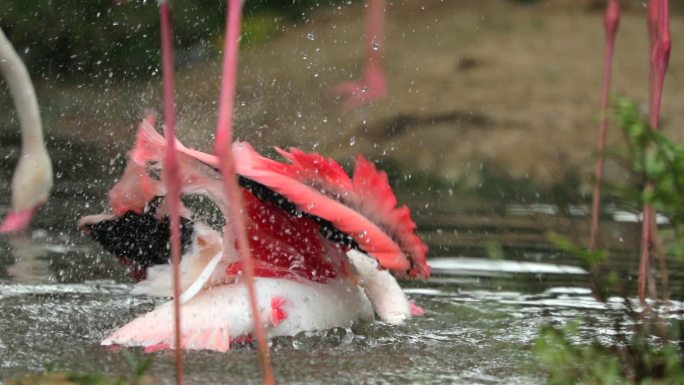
<box><xmin>0</xmin><ymin>142</ymin><xmax>681</xmax><ymax>384</ymax></box>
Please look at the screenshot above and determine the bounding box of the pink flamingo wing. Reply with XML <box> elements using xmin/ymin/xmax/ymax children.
<box><xmin>352</xmin><ymin>154</ymin><xmax>398</xmax><ymax>219</ymax></box>
<box><xmin>234</xmin><ymin>143</ymin><xmax>428</xmax><ymax>277</ymax></box>
<box><xmin>353</xmin><ymin>155</ymin><xmax>429</xmax><ymax>278</ymax></box>
<box><xmin>275</xmin><ymin>147</ymin><xmax>354</xmax><ymax>191</ymax></box>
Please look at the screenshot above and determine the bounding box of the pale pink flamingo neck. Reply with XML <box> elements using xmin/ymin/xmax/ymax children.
<box><xmin>0</xmin><ymin>27</ymin><xmax>53</xmax><ymax>233</ymax></box>
<box><xmin>0</xmin><ymin>29</ymin><xmax>46</xmax><ymax>153</ymax></box>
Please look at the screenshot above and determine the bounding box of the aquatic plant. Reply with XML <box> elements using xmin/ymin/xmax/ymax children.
<box><xmin>535</xmin><ymin>321</ymin><xmax>684</xmax><ymax>385</ymax></box>
<box><xmin>7</xmin><ymin>353</ymin><xmax>154</xmax><ymax>385</ymax></box>
<box><xmin>538</xmin><ymin>99</ymin><xmax>684</xmax><ymax>384</ymax></box>
<box><xmin>617</xmin><ymin>99</ymin><xmax>684</xmax><ymax>264</ymax></box>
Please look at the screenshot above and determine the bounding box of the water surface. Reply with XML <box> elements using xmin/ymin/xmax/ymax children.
<box><xmin>0</xmin><ymin>144</ymin><xmax>678</xmax><ymax>384</ymax></box>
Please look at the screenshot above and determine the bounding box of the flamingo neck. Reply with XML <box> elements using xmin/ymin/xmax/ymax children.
<box><xmin>0</xmin><ymin>28</ymin><xmax>46</xmax><ymax>155</ymax></box>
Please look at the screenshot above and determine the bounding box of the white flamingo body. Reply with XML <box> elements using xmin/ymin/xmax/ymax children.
<box><xmin>98</xmin><ymin>223</ymin><xmax>414</xmax><ymax>352</ymax></box>
<box><xmin>0</xmin><ymin>28</ymin><xmax>52</xmax><ymax>232</ymax></box>
<box><xmin>347</xmin><ymin>249</ymin><xmax>413</xmax><ymax>324</ymax></box>
<box><xmin>80</xmin><ymin>118</ymin><xmax>425</xmax><ymax>352</ymax></box>
<box><xmin>103</xmin><ymin>276</ymin><xmax>375</xmax><ymax>352</ymax></box>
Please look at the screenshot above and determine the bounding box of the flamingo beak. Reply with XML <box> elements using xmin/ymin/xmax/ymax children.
<box><xmin>0</xmin><ymin>207</ymin><xmax>36</xmax><ymax>233</ymax></box>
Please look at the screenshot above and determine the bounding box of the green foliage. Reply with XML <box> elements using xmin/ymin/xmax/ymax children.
<box><xmin>616</xmin><ymin>98</ymin><xmax>684</xmax><ymax>259</ymax></box>
<box><xmin>535</xmin><ymin>322</ymin><xmax>684</xmax><ymax>385</ymax></box>
<box><xmin>547</xmin><ymin>232</ymin><xmax>608</xmax><ymax>267</ymax></box>
<box><xmin>241</xmin><ymin>13</ymin><xmax>281</xmax><ymax>47</ymax></box>
<box><xmin>484</xmin><ymin>240</ymin><xmax>504</xmax><ymax>260</ymax></box>
<box><xmin>8</xmin><ymin>372</ymin><xmax>152</xmax><ymax>385</ymax></box>
<box><xmin>534</xmin><ymin>323</ymin><xmax>623</xmax><ymax>385</ymax></box>
<box><xmin>10</xmin><ymin>352</ymin><xmax>154</xmax><ymax>385</ymax></box>
<box><xmin>1</xmin><ymin>0</ymin><xmax>212</xmax><ymax>81</ymax></box>
<box><xmin>0</xmin><ymin>0</ymin><xmax>353</xmax><ymax>81</ymax></box>
<box><xmin>537</xmin><ymin>98</ymin><xmax>684</xmax><ymax>384</ymax></box>
<box><xmin>547</xmin><ymin>231</ymin><xmax>615</xmax><ymax>301</ymax></box>
<box><xmin>122</xmin><ymin>351</ymin><xmax>154</xmax><ymax>383</ymax></box>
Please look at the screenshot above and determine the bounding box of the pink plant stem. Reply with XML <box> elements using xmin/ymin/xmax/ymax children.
<box><xmin>639</xmin><ymin>0</ymin><xmax>671</xmax><ymax>302</ymax></box>
<box><xmin>334</xmin><ymin>0</ymin><xmax>387</xmax><ymax>109</ymax></box>
<box><xmin>638</xmin><ymin>203</ymin><xmax>653</xmax><ymax>301</ymax></box>
<box><xmin>647</xmin><ymin>0</ymin><xmax>658</xmax><ymax>105</ymax></box>
<box><xmin>649</xmin><ymin>0</ymin><xmax>670</xmax><ymax>127</ymax></box>
<box><xmin>589</xmin><ymin>0</ymin><xmax>619</xmax><ymax>251</ymax></box>
<box><xmin>214</xmin><ymin>1</ymin><xmax>275</xmax><ymax>384</ymax></box>
<box><xmin>159</xmin><ymin>2</ymin><xmax>184</xmax><ymax>383</ymax></box>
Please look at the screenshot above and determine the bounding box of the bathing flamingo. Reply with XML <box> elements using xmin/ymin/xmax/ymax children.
<box><xmin>76</xmin><ymin>6</ymin><xmax>414</xmax><ymax>385</ymax></box>
<box><xmin>0</xmin><ymin>27</ymin><xmax>52</xmax><ymax>233</ymax></box>
<box><xmin>79</xmin><ymin>115</ymin><xmax>428</xmax><ymax>351</ymax></box>
<box><xmin>79</xmin><ymin>0</ymin><xmax>426</xmax><ymax>357</ymax></box>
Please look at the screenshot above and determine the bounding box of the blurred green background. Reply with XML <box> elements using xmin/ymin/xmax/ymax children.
<box><xmin>0</xmin><ymin>0</ymin><xmax>351</xmax><ymax>81</ymax></box>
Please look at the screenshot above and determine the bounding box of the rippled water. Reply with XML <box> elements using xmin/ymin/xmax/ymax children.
<box><xmin>4</xmin><ymin>264</ymin><xmax>681</xmax><ymax>384</ymax></box>
<box><xmin>0</xmin><ymin>275</ymin><xmax>574</xmax><ymax>384</ymax></box>
<box><xmin>1</xmin><ymin>142</ymin><xmax>680</xmax><ymax>384</ymax></box>
<box><xmin>0</xmin><ymin>214</ymin><xmax>673</xmax><ymax>385</ymax></box>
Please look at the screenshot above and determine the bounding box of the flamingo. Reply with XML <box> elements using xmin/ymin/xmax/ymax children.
<box><xmin>76</xmin><ymin>3</ymin><xmax>415</xmax><ymax>384</ymax></box>
<box><xmin>79</xmin><ymin>114</ymin><xmax>428</xmax><ymax>352</ymax></box>
<box><xmin>0</xmin><ymin>27</ymin><xmax>52</xmax><ymax>233</ymax></box>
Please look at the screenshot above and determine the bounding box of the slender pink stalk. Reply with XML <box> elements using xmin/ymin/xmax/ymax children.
<box><xmin>214</xmin><ymin>1</ymin><xmax>275</xmax><ymax>384</ymax></box>
<box><xmin>638</xmin><ymin>202</ymin><xmax>653</xmax><ymax>301</ymax></box>
<box><xmin>589</xmin><ymin>0</ymin><xmax>619</xmax><ymax>251</ymax></box>
<box><xmin>649</xmin><ymin>0</ymin><xmax>670</xmax><ymax>127</ymax></box>
<box><xmin>647</xmin><ymin>0</ymin><xmax>658</xmax><ymax>101</ymax></box>
<box><xmin>639</xmin><ymin>0</ymin><xmax>671</xmax><ymax>302</ymax></box>
<box><xmin>364</xmin><ymin>0</ymin><xmax>385</xmax><ymax>68</ymax></box>
<box><xmin>159</xmin><ymin>2</ymin><xmax>184</xmax><ymax>383</ymax></box>
<box><xmin>334</xmin><ymin>0</ymin><xmax>387</xmax><ymax>109</ymax></box>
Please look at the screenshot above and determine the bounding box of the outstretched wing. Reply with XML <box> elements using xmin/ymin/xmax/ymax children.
<box><xmin>86</xmin><ymin>117</ymin><xmax>429</xmax><ymax>279</ymax></box>
<box><xmin>233</xmin><ymin>142</ymin><xmax>429</xmax><ymax>278</ymax></box>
